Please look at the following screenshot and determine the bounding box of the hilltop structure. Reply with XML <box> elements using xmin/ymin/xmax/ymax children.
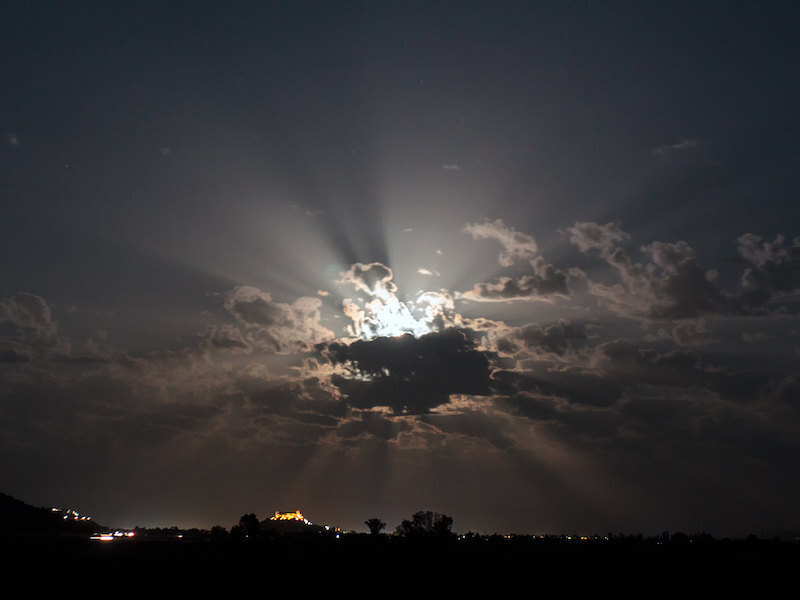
<box><xmin>260</xmin><ymin>509</ymin><xmax>331</xmax><ymax>535</ymax></box>
<box><xmin>269</xmin><ymin>510</ymin><xmax>312</xmax><ymax>525</ymax></box>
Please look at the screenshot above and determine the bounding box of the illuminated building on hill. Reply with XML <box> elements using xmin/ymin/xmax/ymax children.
<box><xmin>260</xmin><ymin>510</ymin><xmax>339</xmax><ymax>536</ymax></box>
<box><xmin>269</xmin><ymin>510</ymin><xmax>312</xmax><ymax>525</ymax></box>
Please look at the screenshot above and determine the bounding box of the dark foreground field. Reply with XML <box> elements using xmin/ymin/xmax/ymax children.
<box><xmin>4</xmin><ymin>532</ymin><xmax>798</xmax><ymax>592</ymax></box>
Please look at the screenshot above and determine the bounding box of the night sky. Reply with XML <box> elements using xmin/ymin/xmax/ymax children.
<box><xmin>2</xmin><ymin>1</ymin><xmax>799</xmax><ymax>537</ymax></box>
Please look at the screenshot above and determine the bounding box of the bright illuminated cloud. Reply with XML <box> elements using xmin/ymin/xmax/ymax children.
<box><xmin>336</xmin><ymin>262</ymin><xmax>459</xmax><ymax>339</ymax></box>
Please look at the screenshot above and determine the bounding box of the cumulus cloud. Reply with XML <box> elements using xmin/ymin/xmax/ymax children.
<box><xmin>499</xmin><ymin>320</ymin><xmax>587</xmax><ymax>357</ymax></box>
<box><xmin>0</xmin><ymin>293</ymin><xmax>57</xmax><ymax>337</ymax></box>
<box><xmin>223</xmin><ymin>286</ymin><xmax>334</xmax><ymax>353</ymax></box>
<box><xmin>460</xmin><ymin>221</ymin><xmax>570</xmax><ymax>303</ymax></box>
<box><xmin>337</xmin><ymin>262</ymin><xmax>396</xmax><ymax>298</ymax></box>
<box><xmin>570</xmin><ymin>223</ymin><xmax>800</xmax><ymax>320</ymax></box>
<box><xmin>737</xmin><ymin>233</ymin><xmax>800</xmax><ymax>308</ymax></box>
<box><xmin>199</xmin><ymin>324</ymin><xmax>251</xmax><ymax>353</ymax></box>
<box><xmin>459</xmin><ymin>257</ymin><xmax>569</xmax><ymax>302</ymax></box>
<box><xmin>464</xmin><ymin>219</ymin><xmax>538</xmax><ymax>266</ymax></box>
<box><xmin>564</xmin><ymin>221</ymin><xmax>630</xmax><ymax>253</ymax></box>
<box><xmin>569</xmin><ymin>223</ymin><xmax>727</xmax><ymax>319</ymax></box>
<box><xmin>0</xmin><ymin>293</ymin><xmax>72</xmax><ymax>362</ymax></box>
<box><xmin>318</xmin><ymin>328</ymin><xmax>493</xmax><ymax>414</ymax></box>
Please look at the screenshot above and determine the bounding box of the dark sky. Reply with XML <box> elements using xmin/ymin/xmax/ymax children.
<box><xmin>2</xmin><ymin>1</ymin><xmax>799</xmax><ymax>536</ymax></box>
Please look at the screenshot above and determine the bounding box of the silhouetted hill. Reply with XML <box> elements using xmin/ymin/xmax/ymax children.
<box><xmin>0</xmin><ymin>492</ymin><xmax>102</xmax><ymax>536</ymax></box>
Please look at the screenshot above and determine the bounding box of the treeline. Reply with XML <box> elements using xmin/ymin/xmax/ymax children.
<box><xmin>131</xmin><ymin>509</ymin><xmax>798</xmax><ymax>549</ymax></box>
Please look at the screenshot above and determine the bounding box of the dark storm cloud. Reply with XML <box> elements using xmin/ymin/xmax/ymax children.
<box><xmin>319</xmin><ymin>328</ymin><xmax>493</xmax><ymax>414</ymax></box>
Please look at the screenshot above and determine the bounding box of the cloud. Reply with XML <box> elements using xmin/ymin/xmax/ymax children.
<box><xmin>336</xmin><ymin>262</ymin><xmax>459</xmax><ymax>338</ymax></box>
<box><xmin>569</xmin><ymin>223</ymin><xmax>800</xmax><ymax>320</ymax></box>
<box><xmin>0</xmin><ymin>293</ymin><xmax>72</xmax><ymax>362</ymax></box>
<box><xmin>499</xmin><ymin>320</ymin><xmax>587</xmax><ymax>357</ymax></box>
<box><xmin>464</xmin><ymin>219</ymin><xmax>538</xmax><ymax>266</ymax></box>
<box><xmin>651</xmin><ymin>137</ymin><xmax>699</xmax><ymax>155</ymax></box>
<box><xmin>458</xmin><ymin>257</ymin><xmax>569</xmax><ymax>302</ymax></box>
<box><xmin>589</xmin><ymin>339</ymin><xmax>769</xmax><ymax>403</ymax></box>
<box><xmin>737</xmin><ymin>233</ymin><xmax>800</xmax><ymax>308</ymax></box>
<box><xmin>570</xmin><ymin>225</ymin><xmax>728</xmax><ymax>319</ymax></box>
<box><xmin>740</xmin><ymin>331</ymin><xmax>773</xmax><ymax>343</ymax></box>
<box><xmin>776</xmin><ymin>374</ymin><xmax>800</xmax><ymax>408</ymax></box>
<box><xmin>199</xmin><ymin>324</ymin><xmax>251</xmax><ymax>353</ymax></box>
<box><xmin>0</xmin><ymin>293</ymin><xmax>57</xmax><ymax>337</ymax></box>
<box><xmin>671</xmin><ymin>319</ymin><xmax>714</xmax><ymax>346</ymax></box>
<box><xmin>318</xmin><ymin>328</ymin><xmax>493</xmax><ymax>414</ymax></box>
<box><xmin>495</xmin><ymin>335</ymin><xmax>771</xmax><ymax>427</ymax></box>
<box><xmin>337</xmin><ymin>262</ymin><xmax>396</xmax><ymax>299</ymax></box>
<box><xmin>461</xmin><ymin>221</ymin><xmax>570</xmax><ymax>303</ymax></box>
<box><xmin>564</xmin><ymin>221</ymin><xmax>630</xmax><ymax>253</ymax></box>
<box><xmin>223</xmin><ymin>286</ymin><xmax>334</xmax><ymax>353</ymax></box>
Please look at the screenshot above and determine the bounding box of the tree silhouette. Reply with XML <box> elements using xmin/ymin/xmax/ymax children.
<box><xmin>395</xmin><ymin>511</ymin><xmax>453</xmax><ymax>537</ymax></box>
<box><xmin>238</xmin><ymin>513</ymin><xmax>260</xmax><ymax>539</ymax></box>
<box><xmin>210</xmin><ymin>525</ymin><xmax>228</xmax><ymax>539</ymax></box>
<box><xmin>365</xmin><ymin>518</ymin><xmax>387</xmax><ymax>535</ymax></box>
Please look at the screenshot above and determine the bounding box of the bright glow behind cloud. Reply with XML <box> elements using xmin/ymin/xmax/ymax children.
<box><xmin>336</xmin><ymin>262</ymin><xmax>458</xmax><ymax>339</ymax></box>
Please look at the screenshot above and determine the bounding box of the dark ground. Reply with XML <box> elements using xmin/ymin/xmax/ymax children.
<box><xmin>4</xmin><ymin>531</ymin><xmax>798</xmax><ymax>593</ymax></box>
